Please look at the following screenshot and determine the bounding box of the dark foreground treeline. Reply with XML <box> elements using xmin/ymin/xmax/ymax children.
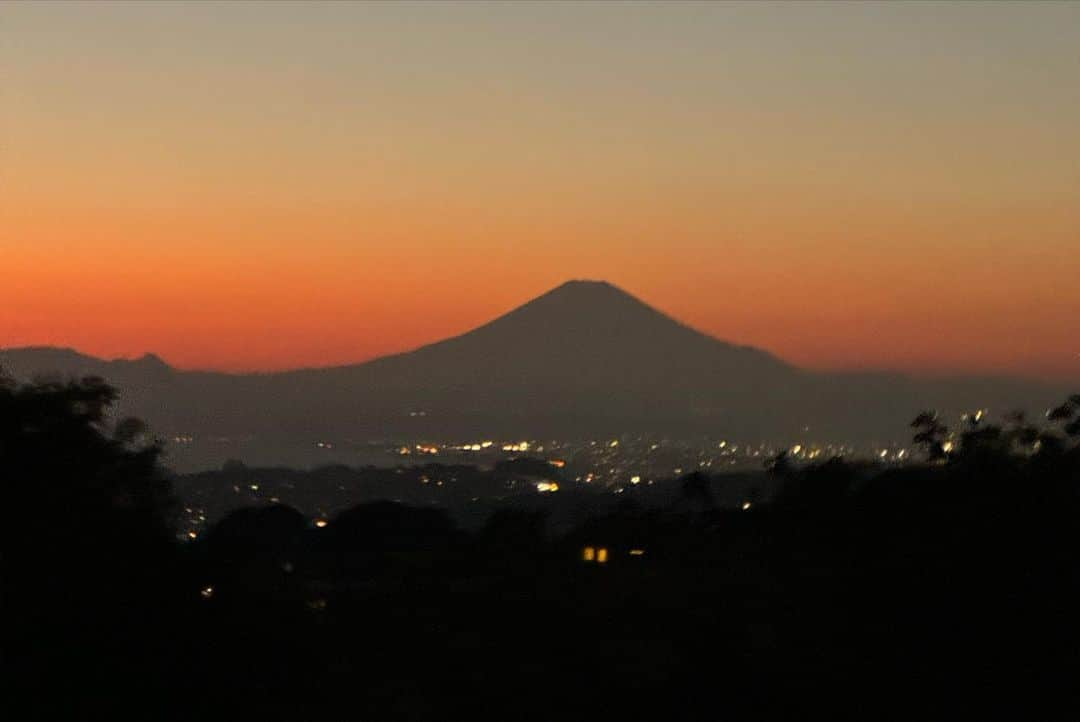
<box><xmin>3</xmin><ymin>376</ymin><xmax>1079</xmax><ymax>721</ymax></box>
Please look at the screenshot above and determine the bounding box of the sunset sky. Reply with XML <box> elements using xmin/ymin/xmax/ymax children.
<box><xmin>3</xmin><ymin>1</ymin><xmax>1078</xmax><ymax>380</ymax></box>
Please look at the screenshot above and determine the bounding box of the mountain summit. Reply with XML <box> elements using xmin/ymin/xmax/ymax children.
<box><xmin>443</xmin><ymin>279</ymin><xmax>778</xmax><ymax>360</ymax></box>
<box><xmin>381</xmin><ymin>280</ymin><xmax>793</xmax><ymax>391</ymax></box>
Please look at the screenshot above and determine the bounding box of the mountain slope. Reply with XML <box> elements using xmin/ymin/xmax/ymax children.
<box><xmin>280</xmin><ymin>280</ymin><xmax>796</xmax><ymax>401</ymax></box>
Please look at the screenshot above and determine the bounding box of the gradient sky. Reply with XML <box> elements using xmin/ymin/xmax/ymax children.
<box><xmin>2</xmin><ymin>1</ymin><xmax>1078</xmax><ymax>379</ymax></box>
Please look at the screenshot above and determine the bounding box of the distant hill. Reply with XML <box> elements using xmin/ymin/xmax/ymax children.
<box><xmin>2</xmin><ymin>280</ymin><xmax>1071</xmax><ymax>469</ymax></box>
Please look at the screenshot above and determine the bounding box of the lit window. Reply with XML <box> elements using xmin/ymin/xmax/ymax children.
<box><xmin>596</xmin><ymin>548</ymin><xmax>608</xmax><ymax>564</ymax></box>
<box><xmin>583</xmin><ymin>546</ymin><xmax>595</xmax><ymax>561</ymax></box>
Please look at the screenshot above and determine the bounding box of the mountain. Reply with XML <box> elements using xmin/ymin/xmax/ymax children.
<box><xmin>2</xmin><ymin>280</ymin><xmax>1072</xmax><ymax>469</ymax></box>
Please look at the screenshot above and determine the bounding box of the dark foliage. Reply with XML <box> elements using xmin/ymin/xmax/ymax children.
<box><xmin>2</xmin><ymin>375</ymin><xmax>188</xmax><ymax>719</ymax></box>
<box><xmin>4</xmin><ymin>374</ymin><xmax>1079</xmax><ymax>721</ymax></box>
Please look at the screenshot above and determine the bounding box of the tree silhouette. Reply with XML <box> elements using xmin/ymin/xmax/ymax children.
<box><xmin>2</xmin><ymin>373</ymin><xmax>183</xmax><ymax>718</ymax></box>
<box><xmin>911</xmin><ymin>410</ymin><xmax>949</xmax><ymax>461</ymax></box>
<box><xmin>1047</xmin><ymin>394</ymin><xmax>1080</xmax><ymax>437</ymax></box>
<box><xmin>1</xmin><ymin>374</ymin><xmax>176</xmax><ymax>544</ymax></box>
<box><xmin>679</xmin><ymin>470</ymin><xmax>715</xmax><ymax>509</ymax></box>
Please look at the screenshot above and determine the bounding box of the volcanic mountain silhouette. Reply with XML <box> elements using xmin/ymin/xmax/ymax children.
<box><xmin>335</xmin><ymin>279</ymin><xmax>794</xmax><ymax>396</ymax></box>
<box><xmin>1</xmin><ymin>280</ymin><xmax>1069</xmax><ymax>469</ymax></box>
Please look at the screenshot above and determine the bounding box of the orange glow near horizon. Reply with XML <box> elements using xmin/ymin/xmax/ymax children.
<box><xmin>2</xmin><ymin>2</ymin><xmax>1078</xmax><ymax>381</ymax></box>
